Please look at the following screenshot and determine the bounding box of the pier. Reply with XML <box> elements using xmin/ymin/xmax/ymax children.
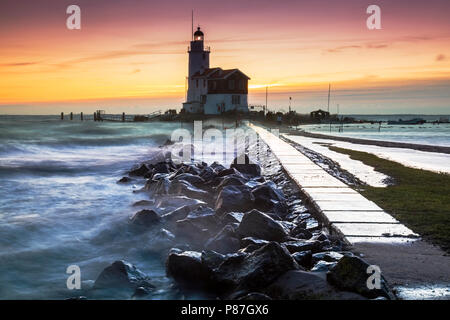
<box><xmin>59</xmin><ymin>110</ymin><xmax>163</xmax><ymax>122</ymax></box>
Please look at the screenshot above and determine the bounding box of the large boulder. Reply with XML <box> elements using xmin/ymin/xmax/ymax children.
<box><xmin>215</xmin><ymin>185</ymin><xmax>254</xmax><ymax>215</ymax></box>
<box><xmin>166</xmin><ymin>250</ymin><xmax>212</xmax><ymax>288</ymax></box>
<box><xmin>282</xmin><ymin>239</ymin><xmax>324</xmax><ymax>254</ymax></box>
<box><xmin>237</xmin><ymin>210</ymin><xmax>288</xmax><ymax>242</ymax></box>
<box><xmin>230</xmin><ymin>154</ymin><xmax>261</xmax><ymax>178</ymax></box>
<box><xmin>205</xmin><ymin>224</ymin><xmax>240</xmax><ymax>254</ymax></box>
<box><xmin>213</xmin><ymin>242</ymin><xmax>299</xmax><ymax>293</ymax></box>
<box><xmin>175</xmin><ymin>206</ymin><xmax>221</xmax><ymax>242</ymax></box>
<box><xmin>251</xmin><ymin>181</ymin><xmax>288</xmax><ymax>215</ymax></box>
<box><xmin>130</xmin><ymin>209</ymin><xmax>161</xmax><ymax>227</ymax></box>
<box><xmin>171</xmin><ymin>173</ymin><xmax>205</xmax><ymax>188</ymax></box>
<box><xmin>129</xmin><ymin>164</ymin><xmax>150</xmax><ymax>177</ymax></box>
<box><xmin>326</xmin><ymin>255</ymin><xmax>395</xmax><ymax>299</ymax></box>
<box><xmin>94</xmin><ymin>260</ymin><xmax>154</xmax><ymax>290</ymax></box>
<box><xmin>265</xmin><ymin>270</ymin><xmax>365</xmax><ymax>300</ymax></box>
<box><xmin>168</xmin><ymin>180</ymin><xmax>209</xmax><ymax>200</ymax></box>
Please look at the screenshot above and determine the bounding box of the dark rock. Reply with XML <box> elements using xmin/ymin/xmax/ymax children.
<box><xmin>312</xmin><ymin>252</ymin><xmax>343</xmax><ymax>264</ymax></box>
<box><xmin>166</xmin><ymin>251</ymin><xmax>212</xmax><ymax>288</ymax></box>
<box><xmin>215</xmin><ymin>175</ymin><xmax>247</xmax><ymax>191</ymax></box>
<box><xmin>215</xmin><ymin>185</ymin><xmax>254</xmax><ymax>215</ymax></box>
<box><xmin>266</xmin><ymin>270</ymin><xmax>365</xmax><ymax>300</ymax></box>
<box><xmin>205</xmin><ymin>224</ymin><xmax>240</xmax><ymax>254</ymax></box>
<box><xmin>251</xmin><ymin>181</ymin><xmax>287</xmax><ymax>215</ymax></box>
<box><xmin>172</xmin><ymin>173</ymin><xmax>205</xmax><ymax>188</ymax></box>
<box><xmin>155</xmin><ymin>196</ymin><xmax>206</xmax><ymax>211</ymax></box>
<box><xmin>237</xmin><ymin>210</ymin><xmax>288</xmax><ymax>242</ymax></box>
<box><xmin>199</xmin><ymin>166</ymin><xmax>217</xmax><ymax>182</ymax></box>
<box><xmin>240</xmin><ymin>237</ymin><xmax>270</xmax><ymax>248</ymax></box>
<box><xmin>221</xmin><ymin>212</ymin><xmax>244</xmax><ymax>224</ymax></box>
<box><xmin>175</xmin><ymin>207</ymin><xmax>220</xmax><ymax>242</ymax></box>
<box><xmin>311</xmin><ymin>261</ymin><xmax>337</xmax><ymax>272</ymax></box>
<box><xmin>282</xmin><ymin>240</ymin><xmax>323</xmax><ymax>254</ymax></box>
<box><xmin>132</xmin><ymin>286</ymin><xmax>151</xmax><ymax>298</ymax></box>
<box><xmin>311</xmin><ymin>232</ymin><xmax>329</xmax><ymax>241</ymax></box>
<box><xmin>132</xmin><ymin>200</ymin><xmax>154</xmax><ymax>207</ymax></box>
<box><xmin>213</xmin><ymin>242</ymin><xmax>299</xmax><ymax>292</ymax></box>
<box><xmin>145</xmin><ymin>175</ymin><xmax>171</xmax><ymax>195</ymax></box>
<box><xmin>94</xmin><ymin>260</ymin><xmax>154</xmax><ymax>290</ymax></box>
<box><xmin>129</xmin><ymin>164</ymin><xmax>150</xmax><ymax>177</ymax></box>
<box><xmin>168</xmin><ymin>180</ymin><xmax>209</xmax><ymax>200</ymax></box>
<box><xmin>216</xmin><ymin>167</ymin><xmax>240</xmax><ymax>178</ymax></box>
<box><xmin>210</xmin><ymin>162</ymin><xmax>226</xmax><ymax>172</ymax></box>
<box><xmin>326</xmin><ymin>255</ymin><xmax>395</xmax><ymax>299</ymax></box>
<box><xmin>304</xmin><ymin>218</ymin><xmax>320</xmax><ymax>231</ymax></box>
<box><xmin>230</xmin><ymin>154</ymin><xmax>261</xmax><ymax>178</ymax></box>
<box><xmin>291</xmin><ymin>251</ymin><xmax>312</xmax><ymax>269</ymax></box>
<box><xmin>201</xmin><ymin>250</ymin><xmax>226</xmax><ymax>270</ymax></box>
<box><xmin>130</xmin><ymin>209</ymin><xmax>161</xmax><ymax>227</ymax></box>
<box><xmin>237</xmin><ymin>293</ymin><xmax>272</xmax><ymax>300</ymax></box>
<box><xmin>153</xmin><ymin>162</ymin><xmax>170</xmax><ymax>174</ymax></box>
<box><xmin>161</xmin><ymin>205</ymin><xmax>191</xmax><ymax>222</ymax></box>
<box><xmin>117</xmin><ymin>176</ymin><xmax>133</xmax><ymax>184</ymax></box>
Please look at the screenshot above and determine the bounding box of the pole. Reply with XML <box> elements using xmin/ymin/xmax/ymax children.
<box><xmin>70</xmin><ymin>112</ymin><xmax>73</xmax><ymax>120</ymax></box>
<box><xmin>61</xmin><ymin>112</ymin><xmax>64</xmax><ymax>120</ymax></box>
<box><xmin>327</xmin><ymin>83</ymin><xmax>331</xmax><ymax>113</ymax></box>
<box><xmin>80</xmin><ymin>112</ymin><xmax>83</xmax><ymax>121</ymax></box>
<box><xmin>265</xmin><ymin>86</ymin><xmax>268</xmax><ymax>115</ymax></box>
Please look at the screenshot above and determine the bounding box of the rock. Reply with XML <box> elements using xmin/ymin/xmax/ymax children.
<box><xmin>237</xmin><ymin>293</ymin><xmax>272</xmax><ymax>300</ymax></box>
<box><xmin>251</xmin><ymin>181</ymin><xmax>287</xmax><ymax>215</ymax></box>
<box><xmin>326</xmin><ymin>255</ymin><xmax>395</xmax><ymax>299</ymax></box>
<box><xmin>215</xmin><ymin>175</ymin><xmax>247</xmax><ymax>191</ymax></box>
<box><xmin>175</xmin><ymin>207</ymin><xmax>220</xmax><ymax>242</ymax></box>
<box><xmin>172</xmin><ymin>173</ymin><xmax>205</xmax><ymax>188</ymax></box>
<box><xmin>117</xmin><ymin>176</ymin><xmax>133</xmax><ymax>184</ymax></box>
<box><xmin>237</xmin><ymin>210</ymin><xmax>288</xmax><ymax>242</ymax></box>
<box><xmin>155</xmin><ymin>196</ymin><xmax>206</xmax><ymax>211</ymax></box>
<box><xmin>168</xmin><ymin>180</ymin><xmax>209</xmax><ymax>200</ymax></box>
<box><xmin>312</xmin><ymin>252</ymin><xmax>343</xmax><ymax>264</ymax></box>
<box><xmin>132</xmin><ymin>200</ymin><xmax>154</xmax><ymax>207</ymax></box>
<box><xmin>199</xmin><ymin>166</ymin><xmax>217</xmax><ymax>182</ymax></box>
<box><xmin>311</xmin><ymin>261</ymin><xmax>337</xmax><ymax>272</ymax></box>
<box><xmin>304</xmin><ymin>218</ymin><xmax>320</xmax><ymax>231</ymax></box>
<box><xmin>130</xmin><ymin>209</ymin><xmax>161</xmax><ymax>227</ymax></box>
<box><xmin>216</xmin><ymin>167</ymin><xmax>240</xmax><ymax>178</ymax></box>
<box><xmin>153</xmin><ymin>162</ymin><xmax>170</xmax><ymax>174</ymax></box>
<box><xmin>311</xmin><ymin>231</ymin><xmax>329</xmax><ymax>241</ymax></box>
<box><xmin>145</xmin><ymin>175</ymin><xmax>171</xmax><ymax>195</ymax></box>
<box><xmin>201</xmin><ymin>250</ymin><xmax>226</xmax><ymax>270</ymax></box>
<box><xmin>132</xmin><ymin>286</ymin><xmax>151</xmax><ymax>298</ymax></box>
<box><xmin>205</xmin><ymin>224</ymin><xmax>240</xmax><ymax>254</ymax></box>
<box><xmin>221</xmin><ymin>212</ymin><xmax>244</xmax><ymax>224</ymax></box>
<box><xmin>265</xmin><ymin>270</ymin><xmax>365</xmax><ymax>300</ymax></box>
<box><xmin>94</xmin><ymin>260</ymin><xmax>154</xmax><ymax>290</ymax></box>
<box><xmin>166</xmin><ymin>251</ymin><xmax>212</xmax><ymax>288</ymax></box>
<box><xmin>230</xmin><ymin>154</ymin><xmax>261</xmax><ymax>178</ymax></box>
<box><xmin>291</xmin><ymin>251</ymin><xmax>312</xmax><ymax>269</ymax></box>
<box><xmin>213</xmin><ymin>242</ymin><xmax>299</xmax><ymax>293</ymax></box>
<box><xmin>215</xmin><ymin>185</ymin><xmax>254</xmax><ymax>215</ymax></box>
<box><xmin>282</xmin><ymin>240</ymin><xmax>323</xmax><ymax>254</ymax></box>
<box><xmin>129</xmin><ymin>164</ymin><xmax>150</xmax><ymax>177</ymax></box>
<box><xmin>240</xmin><ymin>237</ymin><xmax>270</xmax><ymax>249</ymax></box>
<box><xmin>210</xmin><ymin>162</ymin><xmax>226</xmax><ymax>172</ymax></box>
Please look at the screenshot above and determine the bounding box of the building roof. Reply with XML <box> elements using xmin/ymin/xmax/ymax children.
<box><xmin>192</xmin><ymin>67</ymin><xmax>250</xmax><ymax>80</ymax></box>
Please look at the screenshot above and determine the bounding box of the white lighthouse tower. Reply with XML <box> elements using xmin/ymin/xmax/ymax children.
<box><xmin>183</xmin><ymin>27</ymin><xmax>210</xmax><ymax>113</ymax></box>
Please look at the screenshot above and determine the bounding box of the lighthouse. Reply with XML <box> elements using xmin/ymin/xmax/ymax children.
<box><xmin>182</xmin><ymin>26</ymin><xmax>250</xmax><ymax>115</ymax></box>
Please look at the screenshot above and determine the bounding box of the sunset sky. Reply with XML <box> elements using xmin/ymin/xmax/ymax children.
<box><xmin>1</xmin><ymin>0</ymin><xmax>450</xmax><ymax>114</ymax></box>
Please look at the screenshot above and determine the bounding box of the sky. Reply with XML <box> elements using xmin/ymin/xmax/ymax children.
<box><xmin>1</xmin><ymin>0</ymin><xmax>450</xmax><ymax>115</ymax></box>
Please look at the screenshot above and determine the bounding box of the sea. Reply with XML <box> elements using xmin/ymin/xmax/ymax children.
<box><xmin>299</xmin><ymin>114</ymin><xmax>450</xmax><ymax>147</ymax></box>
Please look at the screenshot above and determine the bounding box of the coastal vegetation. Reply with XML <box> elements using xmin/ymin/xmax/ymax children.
<box><xmin>329</xmin><ymin>146</ymin><xmax>450</xmax><ymax>252</ymax></box>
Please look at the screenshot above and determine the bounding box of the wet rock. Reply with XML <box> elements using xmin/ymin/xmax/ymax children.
<box><xmin>145</xmin><ymin>175</ymin><xmax>171</xmax><ymax>195</ymax></box>
<box><xmin>94</xmin><ymin>260</ymin><xmax>154</xmax><ymax>290</ymax></box>
<box><xmin>213</xmin><ymin>242</ymin><xmax>299</xmax><ymax>293</ymax></box>
<box><xmin>176</xmin><ymin>207</ymin><xmax>220</xmax><ymax>242</ymax></box>
<box><xmin>199</xmin><ymin>166</ymin><xmax>217</xmax><ymax>182</ymax></box>
<box><xmin>132</xmin><ymin>286</ymin><xmax>151</xmax><ymax>298</ymax></box>
<box><xmin>240</xmin><ymin>237</ymin><xmax>269</xmax><ymax>249</ymax></box>
<box><xmin>237</xmin><ymin>210</ymin><xmax>288</xmax><ymax>242</ymax></box>
<box><xmin>161</xmin><ymin>205</ymin><xmax>191</xmax><ymax>222</ymax></box>
<box><xmin>129</xmin><ymin>164</ymin><xmax>150</xmax><ymax>177</ymax></box>
<box><xmin>205</xmin><ymin>224</ymin><xmax>240</xmax><ymax>254</ymax></box>
<box><xmin>311</xmin><ymin>232</ymin><xmax>329</xmax><ymax>241</ymax></box>
<box><xmin>168</xmin><ymin>180</ymin><xmax>209</xmax><ymax>200</ymax></box>
<box><xmin>221</xmin><ymin>212</ymin><xmax>244</xmax><ymax>225</ymax></box>
<box><xmin>201</xmin><ymin>250</ymin><xmax>226</xmax><ymax>270</ymax></box>
<box><xmin>171</xmin><ymin>173</ymin><xmax>205</xmax><ymax>188</ymax></box>
<box><xmin>311</xmin><ymin>261</ymin><xmax>337</xmax><ymax>272</ymax></box>
<box><xmin>155</xmin><ymin>196</ymin><xmax>206</xmax><ymax>211</ymax></box>
<box><xmin>153</xmin><ymin>162</ymin><xmax>170</xmax><ymax>174</ymax></box>
<box><xmin>215</xmin><ymin>175</ymin><xmax>247</xmax><ymax>191</ymax></box>
<box><xmin>130</xmin><ymin>209</ymin><xmax>161</xmax><ymax>227</ymax></box>
<box><xmin>290</xmin><ymin>227</ymin><xmax>313</xmax><ymax>240</ymax></box>
<box><xmin>326</xmin><ymin>255</ymin><xmax>395</xmax><ymax>299</ymax></box>
<box><xmin>210</xmin><ymin>162</ymin><xmax>226</xmax><ymax>172</ymax></box>
<box><xmin>291</xmin><ymin>251</ymin><xmax>312</xmax><ymax>269</ymax></box>
<box><xmin>117</xmin><ymin>176</ymin><xmax>133</xmax><ymax>184</ymax></box>
<box><xmin>282</xmin><ymin>240</ymin><xmax>323</xmax><ymax>254</ymax></box>
<box><xmin>230</xmin><ymin>154</ymin><xmax>261</xmax><ymax>178</ymax></box>
<box><xmin>265</xmin><ymin>270</ymin><xmax>364</xmax><ymax>300</ymax></box>
<box><xmin>312</xmin><ymin>251</ymin><xmax>343</xmax><ymax>264</ymax></box>
<box><xmin>304</xmin><ymin>218</ymin><xmax>320</xmax><ymax>231</ymax></box>
<box><xmin>215</xmin><ymin>185</ymin><xmax>254</xmax><ymax>215</ymax></box>
<box><xmin>132</xmin><ymin>200</ymin><xmax>154</xmax><ymax>207</ymax></box>
<box><xmin>166</xmin><ymin>251</ymin><xmax>212</xmax><ymax>288</ymax></box>
<box><xmin>237</xmin><ymin>293</ymin><xmax>272</xmax><ymax>300</ymax></box>
<box><xmin>251</xmin><ymin>181</ymin><xmax>288</xmax><ymax>215</ymax></box>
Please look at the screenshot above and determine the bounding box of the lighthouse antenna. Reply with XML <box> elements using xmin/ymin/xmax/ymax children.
<box><xmin>191</xmin><ymin>10</ymin><xmax>194</xmax><ymax>41</ymax></box>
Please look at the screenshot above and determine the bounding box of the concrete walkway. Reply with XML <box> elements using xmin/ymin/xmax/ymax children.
<box><xmin>250</xmin><ymin>124</ymin><xmax>417</xmax><ymax>244</ymax></box>
<box><xmin>251</xmin><ymin>124</ymin><xmax>450</xmax><ymax>298</ymax></box>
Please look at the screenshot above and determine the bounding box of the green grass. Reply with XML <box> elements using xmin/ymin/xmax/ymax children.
<box><xmin>328</xmin><ymin>146</ymin><xmax>450</xmax><ymax>252</ymax></box>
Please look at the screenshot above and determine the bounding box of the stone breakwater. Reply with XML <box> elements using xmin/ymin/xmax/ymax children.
<box><xmin>89</xmin><ymin>139</ymin><xmax>396</xmax><ymax>300</ymax></box>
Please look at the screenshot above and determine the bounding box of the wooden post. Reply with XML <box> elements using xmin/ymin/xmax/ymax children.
<box><xmin>80</xmin><ymin>112</ymin><xmax>83</xmax><ymax>121</ymax></box>
<box><xmin>94</xmin><ymin>112</ymin><xmax>97</xmax><ymax>121</ymax></box>
<box><xmin>61</xmin><ymin>112</ymin><xmax>64</xmax><ymax>120</ymax></box>
<box><xmin>70</xmin><ymin>112</ymin><xmax>73</xmax><ymax>120</ymax></box>
<box><xmin>122</xmin><ymin>112</ymin><xmax>125</xmax><ymax>122</ymax></box>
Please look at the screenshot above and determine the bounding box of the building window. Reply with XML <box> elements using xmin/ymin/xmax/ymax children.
<box><xmin>232</xmin><ymin>95</ymin><xmax>240</xmax><ymax>105</ymax></box>
<box><xmin>228</xmin><ymin>80</ymin><xmax>235</xmax><ymax>90</ymax></box>
<box><xmin>196</xmin><ymin>79</ymin><xmax>199</xmax><ymax>88</ymax></box>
